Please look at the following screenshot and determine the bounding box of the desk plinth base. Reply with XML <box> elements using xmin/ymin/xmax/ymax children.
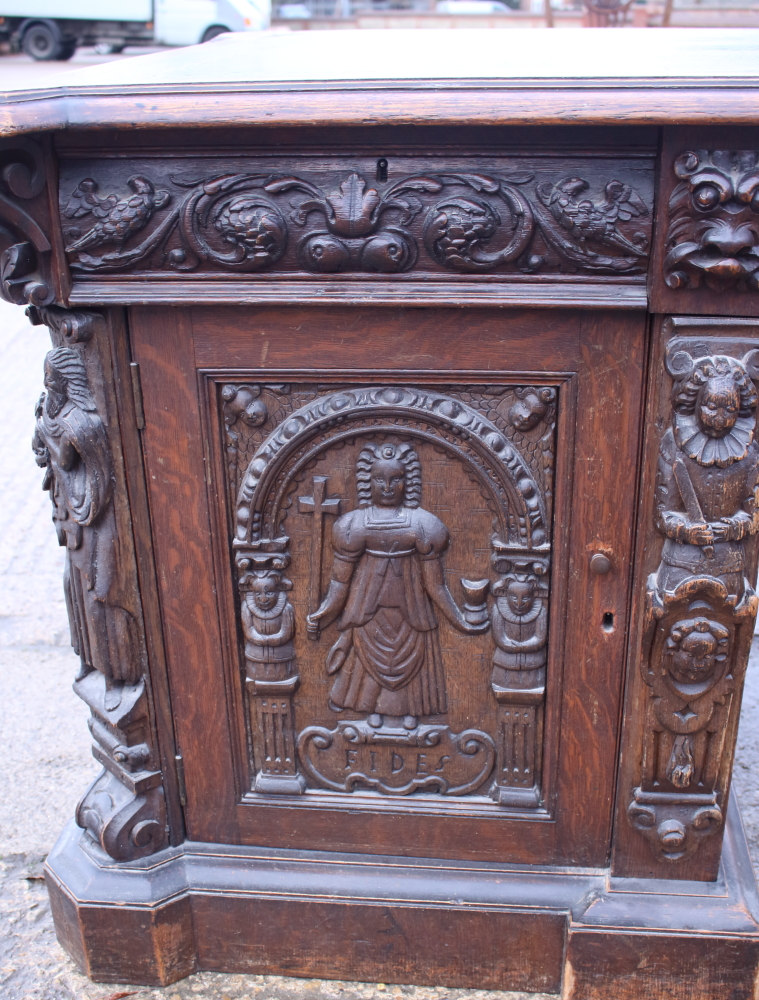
<box><xmin>45</xmin><ymin>795</ymin><xmax>759</xmax><ymax>998</ymax></box>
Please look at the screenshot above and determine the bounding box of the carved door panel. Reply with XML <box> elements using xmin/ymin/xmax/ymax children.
<box><xmin>131</xmin><ymin>303</ymin><xmax>645</xmax><ymax>867</ymax></box>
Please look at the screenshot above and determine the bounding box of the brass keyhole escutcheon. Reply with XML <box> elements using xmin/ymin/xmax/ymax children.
<box><xmin>590</xmin><ymin>552</ymin><xmax>611</xmax><ymax>575</ymax></box>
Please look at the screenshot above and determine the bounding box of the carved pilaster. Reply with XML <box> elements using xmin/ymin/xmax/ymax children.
<box><xmin>627</xmin><ymin>325</ymin><xmax>759</xmax><ymax>866</ymax></box>
<box><xmin>30</xmin><ymin>306</ymin><xmax>168</xmax><ymax>860</ymax></box>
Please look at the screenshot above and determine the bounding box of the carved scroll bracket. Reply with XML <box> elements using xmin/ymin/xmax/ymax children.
<box><xmin>0</xmin><ymin>137</ymin><xmax>54</xmax><ymax>307</ymax></box>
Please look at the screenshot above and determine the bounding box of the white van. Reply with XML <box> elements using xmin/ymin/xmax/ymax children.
<box><xmin>0</xmin><ymin>0</ymin><xmax>270</xmax><ymax>60</ymax></box>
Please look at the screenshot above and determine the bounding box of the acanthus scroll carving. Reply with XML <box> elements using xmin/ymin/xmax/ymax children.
<box><xmin>629</xmin><ymin>337</ymin><xmax>759</xmax><ymax>862</ymax></box>
<box><xmin>62</xmin><ymin>166</ymin><xmax>650</xmax><ymax>279</ymax></box>
<box><xmin>30</xmin><ymin>307</ymin><xmax>167</xmax><ymax>861</ymax></box>
<box><xmin>226</xmin><ymin>381</ymin><xmax>556</xmax><ymax>803</ymax></box>
<box><xmin>664</xmin><ymin>150</ymin><xmax>759</xmax><ymax>293</ymax></box>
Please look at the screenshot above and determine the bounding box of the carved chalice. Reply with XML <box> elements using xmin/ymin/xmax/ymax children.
<box><xmin>461</xmin><ymin>578</ymin><xmax>490</xmax><ymax>626</ymax></box>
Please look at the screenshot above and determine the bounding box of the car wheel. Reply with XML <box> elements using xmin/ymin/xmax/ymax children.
<box><xmin>201</xmin><ymin>25</ymin><xmax>230</xmax><ymax>42</ymax></box>
<box><xmin>22</xmin><ymin>21</ymin><xmax>66</xmax><ymax>61</ymax></box>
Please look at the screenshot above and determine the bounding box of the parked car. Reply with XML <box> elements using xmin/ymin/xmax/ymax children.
<box><xmin>0</xmin><ymin>0</ymin><xmax>270</xmax><ymax>61</ymax></box>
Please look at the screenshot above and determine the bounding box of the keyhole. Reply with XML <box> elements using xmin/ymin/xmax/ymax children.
<box><xmin>376</xmin><ymin>157</ymin><xmax>388</xmax><ymax>182</ymax></box>
<box><xmin>602</xmin><ymin>612</ymin><xmax>615</xmax><ymax>632</ymax></box>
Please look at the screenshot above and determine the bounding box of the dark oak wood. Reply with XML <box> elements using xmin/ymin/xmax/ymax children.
<box><xmin>0</xmin><ymin>27</ymin><xmax>757</xmax><ymax>997</ymax></box>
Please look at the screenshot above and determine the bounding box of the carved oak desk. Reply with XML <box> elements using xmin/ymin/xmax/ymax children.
<box><xmin>5</xmin><ymin>26</ymin><xmax>759</xmax><ymax>998</ymax></box>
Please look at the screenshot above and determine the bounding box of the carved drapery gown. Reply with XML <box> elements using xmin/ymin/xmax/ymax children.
<box><xmin>32</xmin><ymin>347</ymin><xmax>139</xmax><ymax>689</ymax></box>
<box><xmin>327</xmin><ymin>504</ymin><xmax>449</xmax><ymax>717</ymax></box>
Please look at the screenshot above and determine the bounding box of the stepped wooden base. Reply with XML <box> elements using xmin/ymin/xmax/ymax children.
<box><xmin>46</xmin><ymin>794</ymin><xmax>759</xmax><ymax>998</ymax></box>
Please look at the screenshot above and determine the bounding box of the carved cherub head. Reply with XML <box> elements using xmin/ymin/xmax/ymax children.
<box><xmin>43</xmin><ymin>347</ymin><xmax>96</xmax><ymax>418</ymax></box>
<box><xmin>491</xmin><ymin>555</ymin><xmax>548</xmax><ymax>617</ymax></box>
<box><xmin>669</xmin><ymin>353</ymin><xmax>759</xmax><ymax>466</ymax></box>
<box><xmin>356</xmin><ymin>440</ymin><xmax>421</xmax><ymax>509</ymax></box>
<box><xmin>664</xmin><ymin>617</ymin><xmax>729</xmax><ymax>691</ymax></box>
<box><xmin>240</xmin><ymin>569</ymin><xmax>291</xmax><ymax>612</ymax></box>
<box><xmin>508</xmin><ymin>387</ymin><xmax>556</xmax><ymax>432</ymax></box>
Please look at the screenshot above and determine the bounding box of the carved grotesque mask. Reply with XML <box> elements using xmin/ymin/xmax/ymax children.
<box><xmin>696</xmin><ymin>377</ymin><xmax>740</xmax><ymax>438</ymax></box>
<box><xmin>665</xmin><ymin>150</ymin><xmax>759</xmax><ymax>291</ymax></box>
<box><xmin>370</xmin><ymin>456</ymin><xmax>406</xmax><ymax>507</ymax></box>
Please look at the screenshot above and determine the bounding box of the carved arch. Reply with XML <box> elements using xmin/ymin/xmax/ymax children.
<box><xmin>234</xmin><ymin>386</ymin><xmax>548</xmax><ymax>550</ymax></box>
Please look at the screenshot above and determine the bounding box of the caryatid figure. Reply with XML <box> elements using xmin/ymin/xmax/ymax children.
<box><xmin>32</xmin><ymin>347</ymin><xmax>139</xmax><ymax>709</ymax></box>
<box><xmin>306</xmin><ymin>439</ymin><xmax>487</xmax><ymax>730</ymax></box>
<box><xmin>490</xmin><ymin>559</ymin><xmax>548</xmax><ymax>691</ymax></box>
<box><xmin>655</xmin><ymin>354</ymin><xmax>759</xmax><ymax>599</ymax></box>
<box><xmin>240</xmin><ymin>569</ymin><xmax>296</xmax><ymax>682</ymax></box>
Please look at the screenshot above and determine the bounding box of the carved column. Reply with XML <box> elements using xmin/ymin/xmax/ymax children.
<box><xmin>26</xmin><ymin>304</ymin><xmax>168</xmax><ymax>860</ymax></box>
<box><xmin>618</xmin><ymin>317</ymin><xmax>759</xmax><ymax>877</ymax></box>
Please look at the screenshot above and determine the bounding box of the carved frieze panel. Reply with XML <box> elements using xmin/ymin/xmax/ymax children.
<box><xmin>628</xmin><ymin>328</ymin><xmax>759</xmax><ymax>864</ymax></box>
<box><xmin>58</xmin><ymin>155</ymin><xmax>653</xmax><ymax>284</ymax></box>
<box><xmin>219</xmin><ymin>380</ymin><xmax>557</xmax><ymax>807</ymax></box>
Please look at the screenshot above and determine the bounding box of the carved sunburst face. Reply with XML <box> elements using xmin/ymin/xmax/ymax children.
<box><xmin>370</xmin><ymin>458</ymin><xmax>406</xmax><ymax>507</ymax></box>
<box><xmin>696</xmin><ymin>379</ymin><xmax>740</xmax><ymax>438</ymax></box>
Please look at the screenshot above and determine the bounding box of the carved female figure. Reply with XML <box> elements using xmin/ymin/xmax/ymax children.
<box><xmin>306</xmin><ymin>439</ymin><xmax>485</xmax><ymax>730</ymax></box>
<box><xmin>32</xmin><ymin>347</ymin><xmax>139</xmax><ymax>708</ymax></box>
<box><xmin>240</xmin><ymin>569</ymin><xmax>295</xmax><ymax>681</ymax></box>
<box><xmin>491</xmin><ymin>560</ymin><xmax>548</xmax><ymax>691</ymax></box>
<box><xmin>655</xmin><ymin>355</ymin><xmax>759</xmax><ymax>600</ymax></box>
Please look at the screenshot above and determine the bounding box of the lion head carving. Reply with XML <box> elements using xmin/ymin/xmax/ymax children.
<box><xmin>664</xmin><ymin>150</ymin><xmax>759</xmax><ymax>292</ymax></box>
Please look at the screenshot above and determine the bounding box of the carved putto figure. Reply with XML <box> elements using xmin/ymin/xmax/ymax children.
<box><xmin>240</xmin><ymin>568</ymin><xmax>295</xmax><ymax>681</ymax></box>
<box><xmin>32</xmin><ymin>347</ymin><xmax>139</xmax><ymax>709</ymax></box>
<box><xmin>490</xmin><ymin>557</ymin><xmax>549</xmax><ymax>691</ymax></box>
<box><xmin>306</xmin><ymin>439</ymin><xmax>486</xmax><ymax>730</ymax></box>
<box><xmin>655</xmin><ymin>353</ymin><xmax>759</xmax><ymax>599</ymax></box>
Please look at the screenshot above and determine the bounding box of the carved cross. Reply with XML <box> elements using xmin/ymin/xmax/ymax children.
<box><xmin>298</xmin><ymin>476</ymin><xmax>343</xmax><ymax>629</ymax></box>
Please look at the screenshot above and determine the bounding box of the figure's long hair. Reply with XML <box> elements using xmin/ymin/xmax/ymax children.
<box><xmin>672</xmin><ymin>355</ymin><xmax>757</xmax><ymax>418</ymax></box>
<box><xmin>47</xmin><ymin>347</ymin><xmax>97</xmax><ymax>412</ymax></box>
<box><xmin>356</xmin><ymin>439</ymin><xmax>421</xmax><ymax>508</ymax></box>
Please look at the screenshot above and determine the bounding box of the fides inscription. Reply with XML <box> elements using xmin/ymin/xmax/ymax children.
<box><xmin>223</xmin><ymin>381</ymin><xmax>556</xmax><ymax>805</ymax></box>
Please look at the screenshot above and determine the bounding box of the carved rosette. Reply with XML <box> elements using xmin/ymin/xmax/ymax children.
<box><xmin>664</xmin><ymin>150</ymin><xmax>759</xmax><ymax>293</ymax></box>
<box><xmin>228</xmin><ymin>382</ymin><xmax>555</xmax><ymax>802</ymax></box>
<box><xmin>61</xmin><ymin>167</ymin><xmax>651</xmax><ymax>279</ymax></box>
<box><xmin>31</xmin><ymin>307</ymin><xmax>167</xmax><ymax>861</ymax></box>
<box><xmin>628</xmin><ymin>334</ymin><xmax>759</xmax><ymax>863</ymax></box>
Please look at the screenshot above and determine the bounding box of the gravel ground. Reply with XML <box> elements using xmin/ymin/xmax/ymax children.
<box><xmin>1</xmin><ymin>296</ymin><xmax>758</xmax><ymax>999</ymax></box>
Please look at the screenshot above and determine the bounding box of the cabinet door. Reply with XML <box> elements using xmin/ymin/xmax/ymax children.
<box><xmin>131</xmin><ymin>303</ymin><xmax>644</xmax><ymax>867</ymax></box>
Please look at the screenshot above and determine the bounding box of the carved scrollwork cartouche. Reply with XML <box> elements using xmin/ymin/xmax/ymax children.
<box><xmin>228</xmin><ymin>383</ymin><xmax>555</xmax><ymax>801</ymax></box>
<box><xmin>31</xmin><ymin>307</ymin><xmax>167</xmax><ymax>861</ymax></box>
<box><xmin>664</xmin><ymin>150</ymin><xmax>759</xmax><ymax>293</ymax></box>
<box><xmin>62</xmin><ymin>166</ymin><xmax>650</xmax><ymax>279</ymax></box>
<box><xmin>0</xmin><ymin>137</ymin><xmax>54</xmax><ymax>307</ymax></box>
<box><xmin>629</xmin><ymin>337</ymin><xmax>759</xmax><ymax>862</ymax></box>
